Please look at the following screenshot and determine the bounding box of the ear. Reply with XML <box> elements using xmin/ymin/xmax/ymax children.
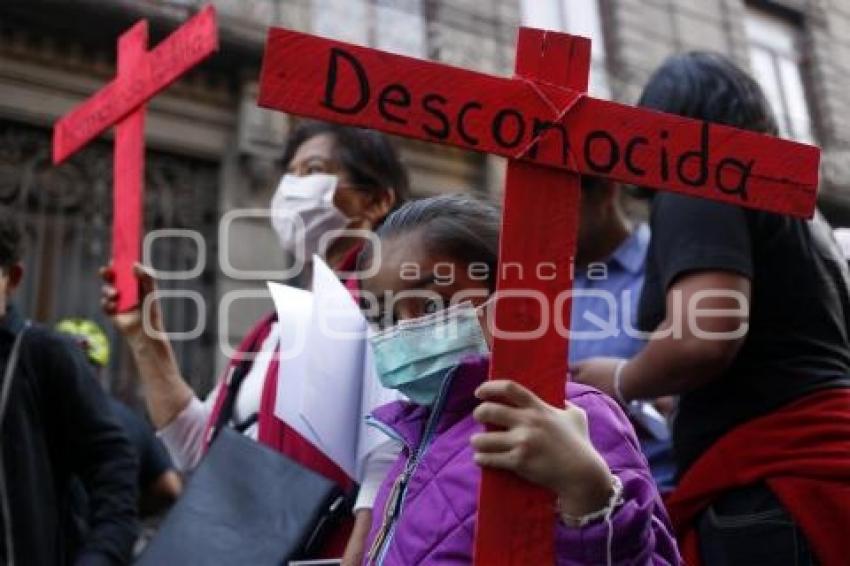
<box><xmin>362</xmin><ymin>187</ymin><xmax>397</xmax><ymax>225</ymax></box>
<box><xmin>6</xmin><ymin>263</ymin><xmax>23</xmax><ymax>292</ymax></box>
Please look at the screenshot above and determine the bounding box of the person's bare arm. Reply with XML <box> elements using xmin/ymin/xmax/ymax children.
<box><xmin>623</xmin><ymin>271</ymin><xmax>750</xmax><ymax>398</ymax></box>
<box><xmin>139</xmin><ymin>470</ymin><xmax>184</xmax><ymax>517</ymax></box>
<box><xmin>342</xmin><ymin>509</ymin><xmax>373</xmax><ymax>566</ymax></box>
<box><xmin>575</xmin><ymin>271</ymin><xmax>750</xmax><ymax>400</ymax></box>
<box><xmin>101</xmin><ymin>263</ymin><xmax>195</xmax><ymax>428</ymax></box>
<box><xmin>152</xmin><ymin>470</ymin><xmax>183</xmax><ymax>500</ymax></box>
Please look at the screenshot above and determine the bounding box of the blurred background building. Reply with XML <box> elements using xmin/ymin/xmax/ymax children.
<box><xmin>0</xmin><ymin>0</ymin><xmax>847</xmax><ymax>404</ymax></box>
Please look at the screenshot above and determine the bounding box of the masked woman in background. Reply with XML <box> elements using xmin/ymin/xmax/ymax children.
<box><xmin>101</xmin><ymin>121</ymin><xmax>409</xmax><ymax>561</ymax></box>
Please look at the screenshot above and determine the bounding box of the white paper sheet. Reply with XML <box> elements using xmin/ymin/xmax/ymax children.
<box><xmin>300</xmin><ymin>259</ymin><xmax>367</xmax><ymax>477</ymax></box>
<box><xmin>269</xmin><ymin>281</ymin><xmax>320</xmax><ymax>448</ymax></box>
<box><xmin>271</xmin><ymin>258</ymin><xmax>402</xmax><ymax>481</ymax></box>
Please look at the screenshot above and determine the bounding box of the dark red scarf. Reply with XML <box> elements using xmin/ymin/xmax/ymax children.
<box><xmin>665</xmin><ymin>387</ymin><xmax>850</xmax><ymax>566</ymax></box>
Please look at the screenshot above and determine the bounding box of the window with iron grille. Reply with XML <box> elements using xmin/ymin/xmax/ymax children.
<box><xmin>744</xmin><ymin>7</ymin><xmax>815</xmax><ymax>143</ymax></box>
<box><xmin>311</xmin><ymin>0</ymin><xmax>428</xmax><ymax>58</ymax></box>
<box><xmin>0</xmin><ymin>118</ymin><xmax>220</xmax><ymax>405</ymax></box>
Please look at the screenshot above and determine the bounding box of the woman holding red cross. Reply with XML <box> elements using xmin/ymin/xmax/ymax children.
<box><xmin>102</xmin><ymin>120</ymin><xmax>409</xmax><ymax>561</ymax></box>
<box><xmin>354</xmin><ymin>195</ymin><xmax>680</xmax><ymax>565</ymax></box>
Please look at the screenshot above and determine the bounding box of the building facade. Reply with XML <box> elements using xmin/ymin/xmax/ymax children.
<box><xmin>0</xmin><ymin>0</ymin><xmax>846</xmax><ymax>402</ymax></box>
<box><xmin>524</xmin><ymin>0</ymin><xmax>850</xmax><ymax>218</ymax></box>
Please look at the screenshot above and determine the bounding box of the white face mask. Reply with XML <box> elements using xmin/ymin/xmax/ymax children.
<box><xmin>270</xmin><ymin>173</ymin><xmax>349</xmax><ymax>264</ymax></box>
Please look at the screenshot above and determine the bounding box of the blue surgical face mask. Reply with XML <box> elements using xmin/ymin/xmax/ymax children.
<box><xmin>368</xmin><ymin>302</ymin><xmax>490</xmax><ymax>406</ymax></box>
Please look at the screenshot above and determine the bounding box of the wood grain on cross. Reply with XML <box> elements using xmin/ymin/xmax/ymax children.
<box><xmin>469</xmin><ymin>29</ymin><xmax>590</xmax><ymax>565</ymax></box>
<box><xmin>257</xmin><ymin>27</ymin><xmax>820</xmax><ymax>565</ymax></box>
<box><xmin>52</xmin><ymin>5</ymin><xmax>218</xmax><ymax>311</ymax></box>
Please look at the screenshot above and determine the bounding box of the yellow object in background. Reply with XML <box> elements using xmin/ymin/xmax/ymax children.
<box><xmin>56</xmin><ymin>318</ymin><xmax>111</xmax><ymax>368</ymax></box>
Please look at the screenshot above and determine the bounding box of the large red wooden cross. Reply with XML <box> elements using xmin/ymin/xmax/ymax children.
<box><xmin>257</xmin><ymin>27</ymin><xmax>819</xmax><ymax>565</ymax></box>
<box><xmin>52</xmin><ymin>5</ymin><xmax>218</xmax><ymax>311</ymax></box>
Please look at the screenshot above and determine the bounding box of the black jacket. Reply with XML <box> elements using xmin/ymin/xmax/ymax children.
<box><xmin>0</xmin><ymin>306</ymin><xmax>138</xmax><ymax>565</ymax></box>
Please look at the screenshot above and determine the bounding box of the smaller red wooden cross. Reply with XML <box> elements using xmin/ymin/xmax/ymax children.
<box><xmin>257</xmin><ymin>27</ymin><xmax>820</xmax><ymax>565</ymax></box>
<box><xmin>53</xmin><ymin>5</ymin><xmax>218</xmax><ymax>311</ymax></box>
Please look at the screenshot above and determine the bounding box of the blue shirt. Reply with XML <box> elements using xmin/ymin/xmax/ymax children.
<box><xmin>569</xmin><ymin>224</ymin><xmax>650</xmax><ymax>366</ymax></box>
<box><xmin>568</xmin><ymin>224</ymin><xmax>677</xmax><ymax>491</ymax></box>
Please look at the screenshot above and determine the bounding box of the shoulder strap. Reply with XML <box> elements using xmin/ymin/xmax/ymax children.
<box><xmin>0</xmin><ymin>322</ymin><xmax>30</xmax><ymax>428</ymax></box>
<box><xmin>208</xmin><ymin>322</ymin><xmax>271</xmax><ymax>444</ymax></box>
<box><xmin>0</xmin><ymin>320</ymin><xmax>29</xmax><ymax>566</ymax></box>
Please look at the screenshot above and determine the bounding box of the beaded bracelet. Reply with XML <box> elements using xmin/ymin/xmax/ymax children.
<box><xmin>613</xmin><ymin>359</ymin><xmax>629</xmax><ymax>407</ymax></box>
<box><xmin>559</xmin><ymin>474</ymin><xmax>624</xmax><ymax>528</ymax></box>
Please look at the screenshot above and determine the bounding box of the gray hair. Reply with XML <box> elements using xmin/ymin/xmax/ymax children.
<box><xmin>359</xmin><ymin>194</ymin><xmax>501</xmax><ymax>290</ymax></box>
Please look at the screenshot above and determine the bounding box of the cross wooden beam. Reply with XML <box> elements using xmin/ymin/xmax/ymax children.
<box><xmin>257</xmin><ymin>27</ymin><xmax>820</xmax><ymax>565</ymax></box>
<box><xmin>470</xmin><ymin>30</ymin><xmax>589</xmax><ymax>565</ymax></box>
<box><xmin>53</xmin><ymin>5</ymin><xmax>218</xmax><ymax>311</ymax></box>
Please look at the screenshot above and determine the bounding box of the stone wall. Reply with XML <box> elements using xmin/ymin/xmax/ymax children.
<box><xmin>602</xmin><ymin>0</ymin><xmax>850</xmax><ymax>218</ymax></box>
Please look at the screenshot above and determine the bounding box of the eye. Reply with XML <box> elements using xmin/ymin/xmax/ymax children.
<box><xmin>306</xmin><ymin>162</ymin><xmax>328</xmax><ymax>175</ymax></box>
<box><xmin>422</xmin><ymin>298</ymin><xmax>441</xmax><ymax>315</ymax></box>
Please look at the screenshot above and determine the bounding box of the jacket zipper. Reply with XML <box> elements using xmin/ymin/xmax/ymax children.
<box><xmin>366</xmin><ymin>462</ymin><xmax>411</xmax><ymax>562</ymax></box>
<box><xmin>364</xmin><ymin>419</ymin><xmax>412</xmax><ymax>563</ymax></box>
<box><xmin>365</xmin><ymin>367</ymin><xmax>458</xmax><ymax>565</ymax></box>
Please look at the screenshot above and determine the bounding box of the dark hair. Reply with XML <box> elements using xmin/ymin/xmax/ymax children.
<box><xmin>281</xmin><ymin>120</ymin><xmax>410</xmax><ymax>207</ymax></box>
<box><xmin>581</xmin><ymin>174</ymin><xmax>611</xmax><ymax>201</ymax></box>
<box><xmin>359</xmin><ymin>194</ymin><xmax>501</xmax><ymax>290</ymax></box>
<box><xmin>0</xmin><ymin>205</ymin><xmax>23</xmax><ymax>272</ymax></box>
<box><xmin>638</xmin><ymin>51</ymin><xmax>779</xmax><ymax>135</ymax></box>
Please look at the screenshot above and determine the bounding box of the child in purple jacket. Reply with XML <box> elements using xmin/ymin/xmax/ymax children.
<box><xmin>356</xmin><ymin>195</ymin><xmax>680</xmax><ymax>565</ymax></box>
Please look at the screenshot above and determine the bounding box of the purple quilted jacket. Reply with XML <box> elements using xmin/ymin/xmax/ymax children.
<box><xmin>363</xmin><ymin>355</ymin><xmax>681</xmax><ymax>565</ymax></box>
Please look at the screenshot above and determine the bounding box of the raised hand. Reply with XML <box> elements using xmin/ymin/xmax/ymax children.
<box><xmin>100</xmin><ymin>262</ymin><xmax>190</xmax><ymax>428</ymax></box>
<box><xmin>100</xmin><ymin>262</ymin><xmax>163</xmax><ymax>339</ymax></box>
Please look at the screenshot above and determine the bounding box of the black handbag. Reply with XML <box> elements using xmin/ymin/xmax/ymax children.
<box><xmin>136</xmin><ymin>428</ymin><xmax>345</xmax><ymax>565</ymax></box>
<box><xmin>136</xmin><ymin>331</ymin><xmax>348</xmax><ymax>566</ymax></box>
